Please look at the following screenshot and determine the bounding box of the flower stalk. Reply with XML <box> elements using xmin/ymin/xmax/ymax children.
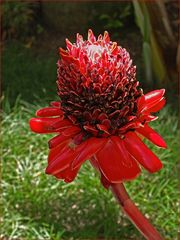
<box><xmin>110</xmin><ymin>183</ymin><xmax>164</xmax><ymax>240</ymax></box>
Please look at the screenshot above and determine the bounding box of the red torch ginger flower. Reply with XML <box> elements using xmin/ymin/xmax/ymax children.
<box><xmin>30</xmin><ymin>30</ymin><xmax>166</xmax><ymax>187</ymax></box>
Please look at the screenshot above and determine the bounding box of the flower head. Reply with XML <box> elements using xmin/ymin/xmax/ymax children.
<box><xmin>30</xmin><ymin>30</ymin><xmax>166</xmax><ymax>187</ymax></box>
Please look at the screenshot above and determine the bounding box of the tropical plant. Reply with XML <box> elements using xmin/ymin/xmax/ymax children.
<box><xmin>133</xmin><ymin>0</ymin><xmax>178</xmax><ymax>90</ymax></box>
<box><xmin>2</xmin><ymin>2</ymin><xmax>43</xmax><ymax>45</ymax></box>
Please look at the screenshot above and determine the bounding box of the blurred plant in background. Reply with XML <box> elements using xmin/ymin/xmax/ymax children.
<box><xmin>133</xmin><ymin>0</ymin><xmax>178</xmax><ymax>91</ymax></box>
<box><xmin>99</xmin><ymin>3</ymin><xmax>133</xmax><ymax>37</ymax></box>
<box><xmin>2</xmin><ymin>1</ymin><xmax>43</xmax><ymax>47</ymax></box>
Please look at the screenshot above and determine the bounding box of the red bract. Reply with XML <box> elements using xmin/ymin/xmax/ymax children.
<box><xmin>29</xmin><ymin>30</ymin><xmax>166</xmax><ymax>187</ymax></box>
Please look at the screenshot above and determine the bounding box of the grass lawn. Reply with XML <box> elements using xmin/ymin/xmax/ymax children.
<box><xmin>1</xmin><ymin>102</ymin><xmax>179</xmax><ymax>240</ymax></box>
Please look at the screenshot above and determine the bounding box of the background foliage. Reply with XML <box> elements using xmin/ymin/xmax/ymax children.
<box><xmin>2</xmin><ymin>2</ymin><xmax>43</xmax><ymax>44</ymax></box>
<box><xmin>1</xmin><ymin>1</ymin><xmax>179</xmax><ymax>239</ymax></box>
<box><xmin>2</xmin><ymin>1</ymin><xmax>178</xmax><ymax>105</ymax></box>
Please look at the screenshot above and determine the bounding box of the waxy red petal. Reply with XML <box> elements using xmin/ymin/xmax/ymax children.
<box><xmin>95</xmin><ymin>137</ymin><xmax>141</xmax><ymax>183</ymax></box>
<box><xmin>48</xmin><ymin>134</ymin><xmax>71</xmax><ymax>149</ymax></box>
<box><xmin>90</xmin><ymin>157</ymin><xmax>112</xmax><ymax>189</ymax></box>
<box><xmin>62</xmin><ymin>126</ymin><xmax>81</xmax><ymax>136</ymax></box>
<box><xmin>54</xmin><ymin>165</ymin><xmax>81</xmax><ymax>182</ymax></box>
<box><xmin>124</xmin><ymin>132</ymin><xmax>163</xmax><ymax>173</ymax></box>
<box><xmin>36</xmin><ymin>107</ymin><xmax>63</xmax><ymax>117</ymax></box>
<box><xmin>48</xmin><ymin>126</ymin><xmax>80</xmax><ymax>149</ymax></box>
<box><xmin>73</xmin><ymin>132</ymin><xmax>85</xmax><ymax>145</ymax></box>
<box><xmin>137</xmin><ymin>95</ymin><xmax>145</xmax><ymax>110</ymax></box>
<box><xmin>48</xmin><ymin>140</ymin><xmax>70</xmax><ymax>163</ymax></box>
<box><xmin>136</xmin><ymin>124</ymin><xmax>167</xmax><ymax>148</ymax></box>
<box><xmin>137</xmin><ymin>89</ymin><xmax>165</xmax><ymax>114</ymax></box>
<box><xmin>50</xmin><ymin>119</ymin><xmax>73</xmax><ymax>130</ymax></box>
<box><xmin>29</xmin><ymin>117</ymin><xmax>63</xmax><ymax>133</ymax></box>
<box><xmin>46</xmin><ymin>140</ymin><xmax>89</xmax><ymax>175</ymax></box>
<box><xmin>72</xmin><ymin>137</ymin><xmax>107</xmax><ymax>169</ymax></box>
<box><xmin>146</xmin><ymin>98</ymin><xmax>166</xmax><ymax>113</ymax></box>
<box><xmin>111</xmin><ymin>136</ymin><xmax>139</xmax><ymax>168</ymax></box>
<box><xmin>144</xmin><ymin>89</ymin><xmax>165</xmax><ymax>104</ymax></box>
<box><xmin>50</xmin><ymin>101</ymin><xmax>61</xmax><ymax>107</ymax></box>
<box><xmin>46</xmin><ymin>146</ymin><xmax>76</xmax><ymax>175</ymax></box>
<box><xmin>139</xmin><ymin>97</ymin><xmax>165</xmax><ymax>114</ymax></box>
<box><xmin>90</xmin><ymin>156</ymin><xmax>100</xmax><ymax>172</ymax></box>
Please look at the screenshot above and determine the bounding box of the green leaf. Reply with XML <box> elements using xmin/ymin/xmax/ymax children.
<box><xmin>150</xmin><ymin>33</ymin><xmax>166</xmax><ymax>83</ymax></box>
<box><xmin>99</xmin><ymin>14</ymin><xmax>110</xmax><ymax>20</ymax></box>
<box><xmin>143</xmin><ymin>41</ymin><xmax>153</xmax><ymax>84</ymax></box>
<box><xmin>119</xmin><ymin>4</ymin><xmax>131</xmax><ymax>19</ymax></box>
<box><xmin>132</xmin><ymin>0</ymin><xmax>144</xmax><ymax>36</ymax></box>
<box><xmin>141</xmin><ymin>3</ymin><xmax>151</xmax><ymax>42</ymax></box>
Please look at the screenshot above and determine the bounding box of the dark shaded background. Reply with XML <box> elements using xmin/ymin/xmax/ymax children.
<box><xmin>2</xmin><ymin>1</ymin><xmax>179</xmax><ymax>108</ymax></box>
